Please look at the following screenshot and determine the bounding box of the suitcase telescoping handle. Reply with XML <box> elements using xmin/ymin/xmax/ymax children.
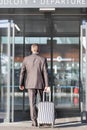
<box><xmin>43</xmin><ymin>91</ymin><xmax>51</xmax><ymax>102</ymax></box>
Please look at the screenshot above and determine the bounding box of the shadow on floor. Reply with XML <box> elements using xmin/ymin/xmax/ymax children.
<box><xmin>55</xmin><ymin>120</ymin><xmax>87</xmax><ymax>128</ymax></box>
<box><xmin>14</xmin><ymin>108</ymin><xmax>80</xmax><ymax>122</ymax></box>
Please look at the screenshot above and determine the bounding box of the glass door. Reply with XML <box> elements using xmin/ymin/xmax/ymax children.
<box><xmin>52</xmin><ymin>37</ymin><xmax>80</xmax><ymax>110</ymax></box>
<box><xmin>0</xmin><ymin>20</ymin><xmax>20</xmax><ymax>122</ymax></box>
<box><xmin>80</xmin><ymin>21</ymin><xmax>87</xmax><ymax>120</ymax></box>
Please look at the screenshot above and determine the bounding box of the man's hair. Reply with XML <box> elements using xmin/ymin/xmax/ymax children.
<box><xmin>31</xmin><ymin>44</ymin><xmax>39</xmax><ymax>53</ymax></box>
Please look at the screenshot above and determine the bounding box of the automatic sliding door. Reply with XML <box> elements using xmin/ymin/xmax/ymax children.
<box><xmin>53</xmin><ymin>37</ymin><xmax>79</xmax><ymax>110</ymax></box>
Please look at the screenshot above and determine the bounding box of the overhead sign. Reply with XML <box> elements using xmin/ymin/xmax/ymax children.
<box><xmin>0</xmin><ymin>0</ymin><xmax>87</xmax><ymax>8</ymax></box>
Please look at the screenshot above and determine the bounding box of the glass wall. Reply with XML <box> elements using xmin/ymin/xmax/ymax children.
<box><xmin>0</xmin><ymin>20</ymin><xmax>16</xmax><ymax>122</ymax></box>
<box><xmin>0</xmin><ymin>22</ymin><xmax>9</xmax><ymax>121</ymax></box>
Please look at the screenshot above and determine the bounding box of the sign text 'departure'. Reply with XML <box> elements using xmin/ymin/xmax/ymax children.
<box><xmin>0</xmin><ymin>0</ymin><xmax>86</xmax><ymax>8</ymax></box>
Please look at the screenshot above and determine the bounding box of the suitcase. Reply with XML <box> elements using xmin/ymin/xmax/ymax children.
<box><xmin>37</xmin><ymin>91</ymin><xmax>55</xmax><ymax>127</ymax></box>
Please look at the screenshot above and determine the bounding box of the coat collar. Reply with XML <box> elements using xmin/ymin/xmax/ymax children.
<box><xmin>32</xmin><ymin>52</ymin><xmax>39</xmax><ymax>55</ymax></box>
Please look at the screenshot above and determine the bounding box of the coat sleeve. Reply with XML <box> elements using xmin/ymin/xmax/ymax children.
<box><xmin>42</xmin><ymin>58</ymin><xmax>49</xmax><ymax>87</ymax></box>
<box><xmin>19</xmin><ymin>58</ymin><xmax>26</xmax><ymax>86</ymax></box>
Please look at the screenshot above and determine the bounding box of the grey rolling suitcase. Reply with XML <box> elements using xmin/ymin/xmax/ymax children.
<box><xmin>37</xmin><ymin>91</ymin><xmax>55</xmax><ymax>127</ymax></box>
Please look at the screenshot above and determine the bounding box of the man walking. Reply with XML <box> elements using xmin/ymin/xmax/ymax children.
<box><xmin>19</xmin><ymin>44</ymin><xmax>49</xmax><ymax>127</ymax></box>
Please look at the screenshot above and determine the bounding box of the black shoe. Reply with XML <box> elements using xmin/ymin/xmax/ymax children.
<box><xmin>32</xmin><ymin>120</ymin><xmax>38</xmax><ymax>127</ymax></box>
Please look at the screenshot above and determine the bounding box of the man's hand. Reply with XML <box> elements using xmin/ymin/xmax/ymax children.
<box><xmin>19</xmin><ymin>86</ymin><xmax>24</xmax><ymax>90</ymax></box>
<box><xmin>44</xmin><ymin>86</ymin><xmax>50</xmax><ymax>93</ymax></box>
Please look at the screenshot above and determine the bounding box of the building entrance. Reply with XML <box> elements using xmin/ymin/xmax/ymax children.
<box><xmin>0</xmin><ymin>8</ymin><xmax>86</xmax><ymax>122</ymax></box>
<box><xmin>13</xmin><ymin>12</ymin><xmax>80</xmax><ymax>120</ymax></box>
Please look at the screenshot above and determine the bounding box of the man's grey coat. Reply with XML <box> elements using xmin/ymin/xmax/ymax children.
<box><xmin>19</xmin><ymin>54</ymin><xmax>48</xmax><ymax>90</ymax></box>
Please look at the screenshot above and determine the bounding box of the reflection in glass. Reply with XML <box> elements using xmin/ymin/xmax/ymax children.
<box><xmin>53</xmin><ymin>39</ymin><xmax>79</xmax><ymax>109</ymax></box>
<box><xmin>0</xmin><ymin>27</ymin><xmax>8</xmax><ymax>120</ymax></box>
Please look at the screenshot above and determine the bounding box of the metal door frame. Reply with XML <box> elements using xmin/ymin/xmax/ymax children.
<box><xmin>0</xmin><ymin>20</ymin><xmax>20</xmax><ymax>122</ymax></box>
<box><xmin>80</xmin><ymin>22</ymin><xmax>87</xmax><ymax>122</ymax></box>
